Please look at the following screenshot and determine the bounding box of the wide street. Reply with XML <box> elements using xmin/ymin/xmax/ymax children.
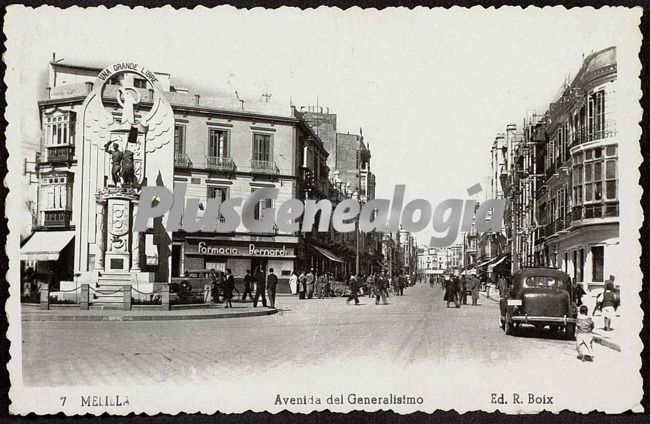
<box><xmin>21</xmin><ymin>283</ymin><xmax>623</xmax><ymax>388</ymax></box>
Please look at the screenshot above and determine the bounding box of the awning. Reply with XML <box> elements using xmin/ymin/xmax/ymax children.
<box><xmin>20</xmin><ymin>231</ymin><xmax>75</xmax><ymax>261</ymax></box>
<box><xmin>311</xmin><ymin>245</ymin><xmax>344</xmax><ymax>263</ymax></box>
<box><xmin>488</xmin><ymin>253</ymin><xmax>510</xmax><ymax>272</ymax></box>
<box><xmin>477</xmin><ymin>255</ymin><xmax>502</xmax><ymax>268</ymax></box>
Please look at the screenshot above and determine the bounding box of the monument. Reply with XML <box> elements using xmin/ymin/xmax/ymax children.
<box><xmin>74</xmin><ymin>63</ymin><xmax>175</xmax><ymax>305</ymax></box>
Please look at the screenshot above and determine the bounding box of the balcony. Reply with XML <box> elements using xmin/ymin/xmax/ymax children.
<box><xmin>206</xmin><ymin>156</ymin><xmax>236</xmax><ymax>172</ymax></box>
<box><xmin>572</xmin><ymin>120</ymin><xmax>616</xmax><ymax>147</ymax></box>
<box><xmin>42</xmin><ymin>146</ymin><xmax>74</xmax><ymax>163</ymax></box>
<box><xmin>43</xmin><ymin>210</ymin><xmax>72</xmax><ymax>227</ymax></box>
<box><xmin>250</xmin><ymin>160</ymin><xmax>279</xmax><ymax>174</ymax></box>
<box><xmin>174</xmin><ymin>153</ymin><xmax>192</xmax><ymax>168</ymax></box>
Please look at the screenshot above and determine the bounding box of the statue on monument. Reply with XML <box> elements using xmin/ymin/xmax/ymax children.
<box><xmin>103</xmin><ymin>86</ymin><xmax>142</xmax><ymax>188</ymax></box>
<box><xmin>106</xmin><ymin>142</ymin><xmax>123</xmax><ymax>186</ymax></box>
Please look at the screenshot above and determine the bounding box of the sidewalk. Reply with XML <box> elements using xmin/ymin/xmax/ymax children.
<box><xmin>21</xmin><ymin>302</ymin><xmax>278</xmax><ymax>322</ymax></box>
<box><xmin>478</xmin><ymin>290</ymin><xmax>622</xmax><ymax>352</ymax></box>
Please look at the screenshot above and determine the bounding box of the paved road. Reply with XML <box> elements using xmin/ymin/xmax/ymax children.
<box><xmin>22</xmin><ymin>283</ymin><xmax>621</xmax><ymax>387</ymax></box>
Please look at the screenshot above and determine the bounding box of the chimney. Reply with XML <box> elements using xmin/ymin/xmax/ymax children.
<box><xmin>194</xmin><ymin>94</ymin><xmax>200</xmax><ymax>106</ymax></box>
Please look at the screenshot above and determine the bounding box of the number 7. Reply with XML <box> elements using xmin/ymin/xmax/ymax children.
<box><xmin>60</xmin><ymin>396</ymin><xmax>66</xmax><ymax>406</ymax></box>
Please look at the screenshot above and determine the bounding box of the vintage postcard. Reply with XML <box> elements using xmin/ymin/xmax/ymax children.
<box><xmin>4</xmin><ymin>5</ymin><xmax>644</xmax><ymax>415</ymax></box>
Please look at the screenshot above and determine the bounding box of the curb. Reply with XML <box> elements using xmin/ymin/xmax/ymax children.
<box><xmin>22</xmin><ymin>308</ymin><xmax>278</xmax><ymax>322</ymax></box>
<box><xmin>592</xmin><ymin>333</ymin><xmax>621</xmax><ymax>352</ymax></box>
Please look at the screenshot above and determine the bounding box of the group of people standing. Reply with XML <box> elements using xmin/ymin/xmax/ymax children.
<box><xmin>292</xmin><ymin>269</ymin><xmax>333</xmax><ymax>299</ymax></box>
<box><xmin>442</xmin><ymin>273</ymin><xmax>480</xmax><ymax>308</ymax></box>
<box><xmin>288</xmin><ymin>269</ymin><xmax>410</xmax><ymax>306</ymax></box>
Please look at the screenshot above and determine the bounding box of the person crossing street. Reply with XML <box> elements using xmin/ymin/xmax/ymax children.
<box><xmin>346</xmin><ymin>274</ymin><xmax>361</xmax><ymax>305</ymax></box>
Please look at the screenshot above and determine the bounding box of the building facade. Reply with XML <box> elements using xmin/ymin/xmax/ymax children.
<box><xmin>495</xmin><ymin>47</ymin><xmax>620</xmax><ymax>291</ymax></box>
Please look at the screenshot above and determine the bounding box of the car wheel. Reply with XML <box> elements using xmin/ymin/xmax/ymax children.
<box><xmin>564</xmin><ymin>323</ymin><xmax>576</xmax><ymax>340</ymax></box>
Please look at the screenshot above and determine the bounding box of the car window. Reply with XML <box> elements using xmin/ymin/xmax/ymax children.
<box><xmin>523</xmin><ymin>276</ymin><xmax>566</xmax><ymax>289</ymax></box>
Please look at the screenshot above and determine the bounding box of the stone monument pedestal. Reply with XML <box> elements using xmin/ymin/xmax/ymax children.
<box><xmin>93</xmin><ymin>187</ymin><xmax>152</xmax><ymax>307</ymax></box>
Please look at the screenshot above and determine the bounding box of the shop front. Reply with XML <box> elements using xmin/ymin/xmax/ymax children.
<box><xmin>173</xmin><ymin>236</ymin><xmax>298</xmax><ymax>293</ymax></box>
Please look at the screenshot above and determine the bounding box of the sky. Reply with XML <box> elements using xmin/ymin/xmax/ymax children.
<box><xmin>5</xmin><ymin>5</ymin><xmax>641</xmax><ymax>243</ymax></box>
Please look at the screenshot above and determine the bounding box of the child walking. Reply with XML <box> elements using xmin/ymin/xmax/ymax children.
<box><xmin>576</xmin><ymin>305</ymin><xmax>595</xmax><ymax>362</ymax></box>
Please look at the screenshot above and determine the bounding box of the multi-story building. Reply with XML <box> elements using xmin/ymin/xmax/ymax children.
<box><xmin>20</xmin><ymin>61</ymin><xmax>336</xmax><ymax>291</ymax></box>
<box><xmin>302</xmin><ymin>107</ymin><xmax>381</xmax><ymax>276</ymax></box>
<box><xmin>496</xmin><ymin>46</ymin><xmax>619</xmax><ymax>292</ymax></box>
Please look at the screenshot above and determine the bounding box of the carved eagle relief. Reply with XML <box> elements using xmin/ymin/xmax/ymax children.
<box><xmin>83</xmin><ymin>81</ymin><xmax>173</xmax><ymax>186</ymax></box>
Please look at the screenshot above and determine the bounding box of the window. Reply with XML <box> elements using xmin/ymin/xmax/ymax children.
<box><xmin>44</xmin><ymin>113</ymin><xmax>75</xmax><ymax>147</ymax></box>
<box><xmin>592</xmin><ymin>246</ymin><xmax>604</xmax><ymax>282</ymax></box>
<box><xmin>208</xmin><ymin>187</ymin><xmax>228</xmax><ymax>222</ymax></box>
<box><xmin>592</xmin><ymin>90</ymin><xmax>605</xmax><ymax>140</ymax></box>
<box><xmin>523</xmin><ymin>276</ymin><xmax>567</xmax><ymax>289</ymax></box>
<box><xmin>578</xmin><ymin>248</ymin><xmax>584</xmax><ymax>283</ymax></box>
<box><xmin>207</xmin><ymin>186</ymin><xmax>228</xmax><ymax>202</ymax></box>
<box><xmin>253</xmin><ymin>133</ymin><xmax>272</xmax><ymax>162</ymax></box>
<box><xmin>108</xmin><ymin>75</ymin><xmax>122</xmax><ymax>86</ymax></box>
<box><xmin>174</xmin><ymin>125</ymin><xmax>185</xmax><ymax>154</ymax></box>
<box><xmin>209</xmin><ymin>129</ymin><xmax>229</xmax><ymax>158</ymax></box>
<box><xmin>605</xmin><ymin>160</ymin><xmax>617</xmax><ymax>199</ymax></box>
<box><xmin>40</xmin><ymin>175</ymin><xmax>68</xmax><ymax>210</ymax></box>
<box><xmin>251</xmin><ymin>188</ymin><xmax>273</xmax><ymax>221</ymax></box>
<box><xmin>133</xmin><ymin>78</ymin><xmax>147</xmax><ymax>89</ymax></box>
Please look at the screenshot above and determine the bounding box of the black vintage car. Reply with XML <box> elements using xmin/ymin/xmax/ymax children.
<box><xmin>499</xmin><ymin>268</ymin><xmax>577</xmax><ymax>339</ymax></box>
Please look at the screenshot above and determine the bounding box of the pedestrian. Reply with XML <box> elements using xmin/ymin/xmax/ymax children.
<box><xmin>367</xmin><ymin>273</ymin><xmax>376</xmax><ymax>298</ymax></box>
<box><xmin>398</xmin><ymin>274</ymin><xmax>405</xmax><ymax>296</ymax></box>
<box><xmin>289</xmin><ymin>270</ymin><xmax>298</xmax><ymax>295</ymax></box>
<box><xmin>317</xmin><ymin>272</ymin><xmax>327</xmax><ymax>299</ymax></box>
<box><xmin>203</xmin><ymin>269</ymin><xmax>213</xmax><ymax>304</ymax></box>
<box><xmin>497</xmin><ymin>275</ymin><xmax>508</xmax><ymax>299</ymax></box>
<box><xmin>306</xmin><ymin>268</ymin><xmax>315</xmax><ymax>299</ymax></box>
<box><xmin>375</xmin><ymin>270</ymin><xmax>389</xmax><ymax>305</ymax></box>
<box><xmin>573</xmin><ymin>279</ymin><xmax>586</xmax><ymax>307</ymax></box>
<box><xmin>298</xmin><ymin>271</ymin><xmax>307</xmax><ymax>299</ymax></box>
<box><xmin>459</xmin><ymin>274</ymin><xmax>468</xmax><ymax>305</ymax></box>
<box><xmin>596</xmin><ymin>279</ymin><xmax>618</xmax><ymax>331</ymax></box>
<box><xmin>253</xmin><ymin>266</ymin><xmax>267</xmax><ymax>308</ymax></box>
<box><xmin>576</xmin><ymin>305</ymin><xmax>594</xmax><ymax>362</ymax></box>
<box><xmin>266</xmin><ymin>268</ymin><xmax>278</xmax><ymax>309</ymax></box>
<box><xmin>241</xmin><ymin>269</ymin><xmax>254</xmax><ymax>302</ymax></box>
<box><xmin>346</xmin><ymin>274</ymin><xmax>360</xmax><ymax>305</ymax></box>
<box><xmin>444</xmin><ymin>274</ymin><xmax>460</xmax><ymax>308</ymax></box>
<box><xmin>469</xmin><ymin>275</ymin><xmax>480</xmax><ymax>306</ymax></box>
<box><xmin>223</xmin><ymin>268</ymin><xmax>235</xmax><ymax>308</ymax></box>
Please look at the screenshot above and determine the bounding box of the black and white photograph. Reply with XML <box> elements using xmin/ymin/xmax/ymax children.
<box><xmin>3</xmin><ymin>5</ymin><xmax>644</xmax><ymax>415</ymax></box>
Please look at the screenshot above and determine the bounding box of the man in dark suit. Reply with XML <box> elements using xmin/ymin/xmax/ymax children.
<box><xmin>253</xmin><ymin>267</ymin><xmax>267</xmax><ymax>308</ymax></box>
<box><xmin>242</xmin><ymin>269</ymin><xmax>254</xmax><ymax>302</ymax></box>
<box><xmin>266</xmin><ymin>268</ymin><xmax>278</xmax><ymax>309</ymax></box>
<box><xmin>346</xmin><ymin>274</ymin><xmax>360</xmax><ymax>305</ymax></box>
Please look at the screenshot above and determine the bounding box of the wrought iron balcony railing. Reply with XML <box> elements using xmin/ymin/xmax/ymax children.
<box><xmin>206</xmin><ymin>156</ymin><xmax>236</xmax><ymax>172</ymax></box>
<box><xmin>250</xmin><ymin>160</ymin><xmax>279</xmax><ymax>174</ymax></box>
<box><xmin>174</xmin><ymin>153</ymin><xmax>192</xmax><ymax>168</ymax></box>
